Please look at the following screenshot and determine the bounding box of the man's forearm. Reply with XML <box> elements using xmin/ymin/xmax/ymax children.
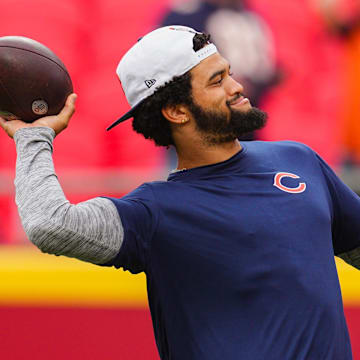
<box><xmin>14</xmin><ymin>127</ymin><xmax>123</xmax><ymax>264</ymax></box>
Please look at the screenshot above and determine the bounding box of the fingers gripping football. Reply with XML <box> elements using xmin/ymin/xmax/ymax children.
<box><xmin>0</xmin><ymin>93</ymin><xmax>77</xmax><ymax>138</ymax></box>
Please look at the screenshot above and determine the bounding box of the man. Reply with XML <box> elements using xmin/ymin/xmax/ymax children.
<box><xmin>0</xmin><ymin>26</ymin><xmax>359</xmax><ymax>359</ymax></box>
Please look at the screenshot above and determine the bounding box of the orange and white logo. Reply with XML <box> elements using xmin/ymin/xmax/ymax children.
<box><xmin>273</xmin><ymin>172</ymin><xmax>306</xmax><ymax>194</ymax></box>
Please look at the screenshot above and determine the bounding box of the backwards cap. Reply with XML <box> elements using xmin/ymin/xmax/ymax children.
<box><xmin>106</xmin><ymin>25</ymin><xmax>217</xmax><ymax>131</ymax></box>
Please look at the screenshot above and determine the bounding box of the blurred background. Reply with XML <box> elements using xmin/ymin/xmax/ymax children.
<box><xmin>1</xmin><ymin>0</ymin><xmax>360</xmax><ymax>358</ymax></box>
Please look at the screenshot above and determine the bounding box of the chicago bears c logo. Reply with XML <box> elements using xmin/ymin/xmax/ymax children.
<box><xmin>273</xmin><ymin>172</ymin><xmax>306</xmax><ymax>194</ymax></box>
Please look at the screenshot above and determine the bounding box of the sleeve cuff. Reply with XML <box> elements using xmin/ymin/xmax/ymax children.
<box><xmin>13</xmin><ymin>126</ymin><xmax>56</xmax><ymax>144</ymax></box>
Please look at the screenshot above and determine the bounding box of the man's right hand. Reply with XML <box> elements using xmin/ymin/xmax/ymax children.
<box><xmin>0</xmin><ymin>93</ymin><xmax>77</xmax><ymax>139</ymax></box>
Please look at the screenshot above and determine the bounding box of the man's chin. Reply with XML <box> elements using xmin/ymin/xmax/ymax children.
<box><xmin>231</xmin><ymin>107</ymin><xmax>268</xmax><ymax>134</ymax></box>
<box><xmin>190</xmin><ymin>99</ymin><xmax>267</xmax><ymax>145</ymax></box>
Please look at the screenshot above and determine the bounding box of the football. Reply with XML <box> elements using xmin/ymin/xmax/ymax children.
<box><xmin>0</xmin><ymin>36</ymin><xmax>73</xmax><ymax>122</ymax></box>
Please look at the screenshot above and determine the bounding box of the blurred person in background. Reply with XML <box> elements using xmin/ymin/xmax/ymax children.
<box><xmin>1</xmin><ymin>25</ymin><xmax>360</xmax><ymax>360</ymax></box>
<box><xmin>250</xmin><ymin>0</ymin><xmax>344</xmax><ymax>168</ymax></box>
<box><xmin>315</xmin><ymin>0</ymin><xmax>360</xmax><ymax>191</ymax></box>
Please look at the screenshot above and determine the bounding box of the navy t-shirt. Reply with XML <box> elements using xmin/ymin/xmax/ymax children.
<box><xmin>105</xmin><ymin>141</ymin><xmax>358</xmax><ymax>360</ymax></box>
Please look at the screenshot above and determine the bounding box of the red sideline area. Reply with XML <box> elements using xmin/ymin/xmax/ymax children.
<box><xmin>347</xmin><ymin>307</ymin><xmax>360</xmax><ymax>360</ymax></box>
<box><xmin>0</xmin><ymin>306</ymin><xmax>359</xmax><ymax>359</ymax></box>
<box><xmin>0</xmin><ymin>307</ymin><xmax>158</xmax><ymax>360</ymax></box>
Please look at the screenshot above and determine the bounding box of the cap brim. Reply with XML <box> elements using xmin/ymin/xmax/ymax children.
<box><xmin>106</xmin><ymin>109</ymin><xmax>134</xmax><ymax>131</ymax></box>
<box><xmin>106</xmin><ymin>99</ymin><xmax>145</xmax><ymax>131</ymax></box>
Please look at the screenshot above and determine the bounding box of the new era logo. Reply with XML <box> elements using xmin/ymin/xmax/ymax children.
<box><xmin>145</xmin><ymin>79</ymin><xmax>156</xmax><ymax>88</ymax></box>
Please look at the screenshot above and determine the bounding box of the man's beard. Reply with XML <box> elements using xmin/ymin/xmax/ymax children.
<box><xmin>188</xmin><ymin>99</ymin><xmax>268</xmax><ymax>145</ymax></box>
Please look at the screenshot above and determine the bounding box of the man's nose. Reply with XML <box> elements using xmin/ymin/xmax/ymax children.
<box><xmin>226</xmin><ymin>76</ymin><xmax>244</xmax><ymax>96</ymax></box>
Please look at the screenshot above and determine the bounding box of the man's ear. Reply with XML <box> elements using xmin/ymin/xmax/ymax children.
<box><xmin>161</xmin><ymin>104</ymin><xmax>190</xmax><ymax>125</ymax></box>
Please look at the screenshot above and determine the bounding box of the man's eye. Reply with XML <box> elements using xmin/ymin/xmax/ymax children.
<box><xmin>214</xmin><ymin>78</ymin><xmax>223</xmax><ymax>85</ymax></box>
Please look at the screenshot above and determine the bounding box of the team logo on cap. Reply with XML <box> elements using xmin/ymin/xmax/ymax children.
<box><xmin>273</xmin><ymin>172</ymin><xmax>306</xmax><ymax>194</ymax></box>
<box><xmin>145</xmin><ymin>79</ymin><xmax>156</xmax><ymax>88</ymax></box>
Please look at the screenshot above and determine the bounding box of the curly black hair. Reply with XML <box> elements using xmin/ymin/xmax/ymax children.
<box><xmin>132</xmin><ymin>33</ymin><xmax>211</xmax><ymax>147</ymax></box>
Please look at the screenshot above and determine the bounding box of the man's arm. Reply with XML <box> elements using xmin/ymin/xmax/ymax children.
<box><xmin>14</xmin><ymin>127</ymin><xmax>123</xmax><ymax>264</ymax></box>
<box><xmin>0</xmin><ymin>94</ymin><xmax>124</xmax><ymax>265</ymax></box>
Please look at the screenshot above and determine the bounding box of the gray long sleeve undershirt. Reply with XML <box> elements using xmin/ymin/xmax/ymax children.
<box><xmin>14</xmin><ymin>127</ymin><xmax>123</xmax><ymax>265</ymax></box>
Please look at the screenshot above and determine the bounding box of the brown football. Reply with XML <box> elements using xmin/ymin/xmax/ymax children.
<box><xmin>0</xmin><ymin>36</ymin><xmax>73</xmax><ymax>122</ymax></box>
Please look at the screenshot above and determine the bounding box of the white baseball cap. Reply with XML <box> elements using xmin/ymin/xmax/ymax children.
<box><xmin>106</xmin><ymin>25</ymin><xmax>218</xmax><ymax>131</ymax></box>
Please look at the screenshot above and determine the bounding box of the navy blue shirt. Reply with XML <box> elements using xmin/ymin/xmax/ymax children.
<box><xmin>105</xmin><ymin>141</ymin><xmax>358</xmax><ymax>360</ymax></box>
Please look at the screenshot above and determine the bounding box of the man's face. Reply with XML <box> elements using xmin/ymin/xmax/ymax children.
<box><xmin>188</xmin><ymin>52</ymin><xmax>267</xmax><ymax>144</ymax></box>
